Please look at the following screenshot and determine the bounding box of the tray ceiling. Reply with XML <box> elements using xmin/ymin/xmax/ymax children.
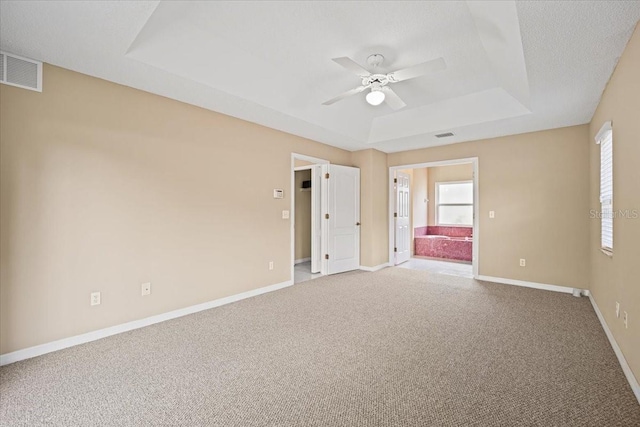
<box><xmin>1</xmin><ymin>1</ymin><xmax>639</xmax><ymax>152</ymax></box>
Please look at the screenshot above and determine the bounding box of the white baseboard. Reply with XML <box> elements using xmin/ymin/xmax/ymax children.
<box><xmin>294</xmin><ymin>257</ymin><xmax>311</xmax><ymax>265</ymax></box>
<box><xmin>476</xmin><ymin>275</ymin><xmax>579</xmax><ymax>294</ymax></box>
<box><xmin>360</xmin><ymin>263</ymin><xmax>390</xmax><ymax>272</ymax></box>
<box><xmin>588</xmin><ymin>294</ymin><xmax>640</xmax><ymax>403</ymax></box>
<box><xmin>0</xmin><ymin>279</ymin><xmax>294</xmax><ymax>366</ymax></box>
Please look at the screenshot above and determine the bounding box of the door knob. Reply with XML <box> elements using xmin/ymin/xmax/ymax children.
<box><xmin>356</xmin><ymin>222</ymin><xmax>361</xmax><ymax>226</ymax></box>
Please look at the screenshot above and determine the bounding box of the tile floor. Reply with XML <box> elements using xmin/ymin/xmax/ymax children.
<box><xmin>397</xmin><ymin>257</ymin><xmax>473</xmax><ymax>278</ymax></box>
<box><xmin>295</xmin><ymin>258</ymin><xmax>472</xmax><ymax>283</ymax></box>
<box><xmin>294</xmin><ymin>261</ymin><xmax>323</xmax><ymax>283</ymax></box>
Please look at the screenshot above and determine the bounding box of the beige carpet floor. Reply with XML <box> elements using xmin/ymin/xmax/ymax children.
<box><xmin>1</xmin><ymin>268</ymin><xmax>639</xmax><ymax>426</ymax></box>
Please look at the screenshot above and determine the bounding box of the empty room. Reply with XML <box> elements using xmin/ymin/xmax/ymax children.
<box><xmin>1</xmin><ymin>1</ymin><xmax>639</xmax><ymax>426</ymax></box>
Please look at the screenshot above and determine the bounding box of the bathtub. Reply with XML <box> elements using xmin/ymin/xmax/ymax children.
<box><xmin>414</xmin><ymin>226</ymin><xmax>472</xmax><ymax>262</ymax></box>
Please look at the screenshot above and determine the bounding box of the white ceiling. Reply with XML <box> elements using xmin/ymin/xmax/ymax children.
<box><xmin>1</xmin><ymin>1</ymin><xmax>639</xmax><ymax>153</ymax></box>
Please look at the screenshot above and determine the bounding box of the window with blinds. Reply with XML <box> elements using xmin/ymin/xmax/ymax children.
<box><xmin>596</xmin><ymin>122</ymin><xmax>613</xmax><ymax>253</ymax></box>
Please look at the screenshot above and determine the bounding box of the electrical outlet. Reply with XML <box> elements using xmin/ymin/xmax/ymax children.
<box><xmin>269</xmin><ymin>261</ymin><xmax>274</xmax><ymax>270</ymax></box>
<box><xmin>519</xmin><ymin>259</ymin><xmax>526</xmax><ymax>267</ymax></box>
<box><xmin>282</xmin><ymin>210</ymin><xmax>290</xmax><ymax>219</ymax></box>
<box><xmin>623</xmin><ymin>311</ymin><xmax>628</xmax><ymax>329</ymax></box>
<box><xmin>616</xmin><ymin>302</ymin><xmax>620</xmax><ymax>318</ymax></box>
<box><xmin>90</xmin><ymin>292</ymin><xmax>101</xmax><ymax>306</ymax></box>
<box><xmin>489</xmin><ymin>210</ymin><xmax>495</xmax><ymax>218</ymax></box>
<box><xmin>141</xmin><ymin>282</ymin><xmax>151</xmax><ymax>296</ymax></box>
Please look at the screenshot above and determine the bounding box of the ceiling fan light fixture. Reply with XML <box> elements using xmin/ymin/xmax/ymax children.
<box><xmin>366</xmin><ymin>88</ymin><xmax>385</xmax><ymax>106</ymax></box>
<box><xmin>324</xmin><ymin>54</ymin><xmax>445</xmax><ymax>110</ymax></box>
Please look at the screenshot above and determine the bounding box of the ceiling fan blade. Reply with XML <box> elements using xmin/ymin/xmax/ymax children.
<box><xmin>382</xmin><ymin>86</ymin><xmax>407</xmax><ymax>110</ymax></box>
<box><xmin>322</xmin><ymin>86</ymin><xmax>368</xmax><ymax>105</ymax></box>
<box><xmin>332</xmin><ymin>57</ymin><xmax>371</xmax><ymax>77</ymax></box>
<box><xmin>387</xmin><ymin>57</ymin><xmax>446</xmax><ymax>82</ymax></box>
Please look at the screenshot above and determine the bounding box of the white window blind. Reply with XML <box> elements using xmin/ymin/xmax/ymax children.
<box><xmin>596</xmin><ymin>122</ymin><xmax>613</xmax><ymax>252</ymax></box>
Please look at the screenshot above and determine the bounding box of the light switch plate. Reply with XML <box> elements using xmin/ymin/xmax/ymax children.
<box><xmin>141</xmin><ymin>282</ymin><xmax>151</xmax><ymax>296</ymax></box>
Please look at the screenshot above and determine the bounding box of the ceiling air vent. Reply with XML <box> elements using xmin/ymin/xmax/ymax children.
<box><xmin>435</xmin><ymin>132</ymin><xmax>455</xmax><ymax>138</ymax></box>
<box><xmin>0</xmin><ymin>51</ymin><xmax>42</xmax><ymax>92</ymax></box>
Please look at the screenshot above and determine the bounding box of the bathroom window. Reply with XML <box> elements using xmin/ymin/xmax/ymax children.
<box><xmin>436</xmin><ymin>181</ymin><xmax>473</xmax><ymax>226</ymax></box>
<box><xmin>596</xmin><ymin>122</ymin><xmax>613</xmax><ymax>254</ymax></box>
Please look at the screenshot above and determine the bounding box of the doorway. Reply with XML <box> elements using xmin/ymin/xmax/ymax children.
<box><xmin>388</xmin><ymin>158</ymin><xmax>479</xmax><ymax>279</ymax></box>
<box><xmin>294</xmin><ymin>168</ymin><xmax>313</xmax><ymax>275</ymax></box>
<box><xmin>292</xmin><ymin>154</ymin><xmax>326</xmax><ymax>283</ymax></box>
<box><xmin>291</xmin><ymin>154</ymin><xmax>361</xmax><ymax>283</ymax></box>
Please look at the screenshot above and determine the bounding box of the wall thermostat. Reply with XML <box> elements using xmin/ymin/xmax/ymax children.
<box><xmin>273</xmin><ymin>189</ymin><xmax>284</xmax><ymax>199</ymax></box>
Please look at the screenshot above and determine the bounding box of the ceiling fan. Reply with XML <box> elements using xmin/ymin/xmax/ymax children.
<box><xmin>322</xmin><ymin>54</ymin><xmax>446</xmax><ymax>110</ymax></box>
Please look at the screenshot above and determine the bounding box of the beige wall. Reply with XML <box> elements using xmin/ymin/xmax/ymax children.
<box><xmin>412</xmin><ymin>168</ymin><xmax>428</xmax><ymax>232</ymax></box>
<box><xmin>351</xmin><ymin>149</ymin><xmax>389</xmax><ymax>267</ymax></box>
<box><xmin>427</xmin><ymin>163</ymin><xmax>474</xmax><ymax>225</ymax></box>
<box><xmin>388</xmin><ymin>125</ymin><xmax>591</xmax><ymax>288</ymax></box>
<box><xmin>0</xmin><ymin>64</ymin><xmax>352</xmax><ymax>354</ymax></box>
<box><xmin>294</xmin><ymin>169</ymin><xmax>312</xmax><ymax>261</ymax></box>
<box><xmin>294</xmin><ymin>159</ymin><xmax>314</xmax><ymax>168</ymax></box>
<box><xmin>589</xmin><ymin>25</ymin><xmax>640</xmax><ymax>381</ymax></box>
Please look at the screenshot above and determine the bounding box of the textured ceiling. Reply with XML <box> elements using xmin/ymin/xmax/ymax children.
<box><xmin>1</xmin><ymin>1</ymin><xmax>639</xmax><ymax>153</ymax></box>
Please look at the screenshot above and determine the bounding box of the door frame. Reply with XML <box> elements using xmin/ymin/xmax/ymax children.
<box><xmin>388</xmin><ymin>157</ymin><xmax>479</xmax><ymax>279</ymax></box>
<box><xmin>291</xmin><ymin>153</ymin><xmax>329</xmax><ymax>283</ymax></box>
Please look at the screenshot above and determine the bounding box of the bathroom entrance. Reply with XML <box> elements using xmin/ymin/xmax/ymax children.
<box><xmin>389</xmin><ymin>158</ymin><xmax>478</xmax><ymax>279</ymax></box>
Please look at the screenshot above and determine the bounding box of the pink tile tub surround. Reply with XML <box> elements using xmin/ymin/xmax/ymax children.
<box><xmin>426</xmin><ymin>226</ymin><xmax>472</xmax><ymax>238</ymax></box>
<box><xmin>414</xmin><ymin>226</ymin><xmax>472</xmax><ymax>262</ymax></box>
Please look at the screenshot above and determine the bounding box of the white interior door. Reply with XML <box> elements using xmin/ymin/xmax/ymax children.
<box><xmin>395</xmin><ymin>171</ymin><xmax>411</xmax><ymax>264</ymax></box>
<box><xmin>311</xmin><ymin>165</ymin><xmax>322</xmax><ymax>273</ymax></box>
<box><xmin>321</xmin><ymin>164</ymin><xmax>360</xmax><ymax>275</ymax></box>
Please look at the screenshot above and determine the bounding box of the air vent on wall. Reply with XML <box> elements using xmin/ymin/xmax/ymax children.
<box><xmin>0</xmin><ymin>51</ymin><xmax>42</xmax><ymax>92</ymax></box>
<box><xmin>435</xmin><ymin>132</ymin><xmax>455</xmax><ymax>138</ymax></box>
